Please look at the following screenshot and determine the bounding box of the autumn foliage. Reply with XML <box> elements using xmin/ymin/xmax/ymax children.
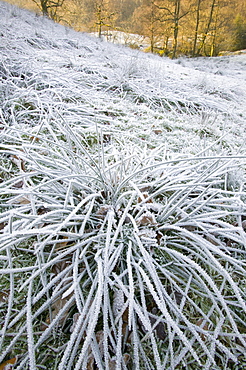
<box><xmin>6</xmin><ymin>0</ymin><xmax>246</xmax><ymax>57</ymax></box>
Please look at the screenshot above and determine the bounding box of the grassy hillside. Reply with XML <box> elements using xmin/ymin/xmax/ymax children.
<box><xmin>0</xmin><ymin>1</ymin><xmax>246</xmax><ymax>369</ymax></box>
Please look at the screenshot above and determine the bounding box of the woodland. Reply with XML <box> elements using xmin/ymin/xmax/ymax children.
<box><xmin>5</xmin><ymin>0</ymin><xmax>246</xmax><ymax>58</ymax></box>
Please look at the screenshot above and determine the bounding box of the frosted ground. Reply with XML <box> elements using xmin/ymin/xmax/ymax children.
<box><xmin>0</xmin><ymin>1</ymin><xmax>246</xmax><ymax>369</ymax></box>
<box><xmin>0</xmin><ymin>1</ymin><xmax>245</xmax><ymax>155</ymax></box>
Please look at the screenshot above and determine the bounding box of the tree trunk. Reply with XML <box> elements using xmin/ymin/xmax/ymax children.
<box><xmin>192</xmin><ymin>0</ymin><xmax>202</xmax><ymax>56</ymax></box>
<box><xmin>172</xmin><ymin>0</ymin><xmax>180</xmax><ymax>59</ymax></box>
<box><xmin>150</xmin><ymin>1</ymin><xmax>155</xmax><ymax>53</ymax></box>
<box><xmin>163</xmin><ymin>35</ymin><xmax>169</xmax><ymax>55</ymax></box>
<box><xmin>40</xmin><ymin>0</ymin><xmax>49</xmax><ymax>17</ymax></box>
<box><xmin>210</xmin><ymin>2</ymin><xmax>219</xmax><ymax>56</ymax></box>
<box><xmin>98</xmin><ymin>5</ymin><xmax>102</xmax><ymax>38</ymax></box>
<box><xmin>197</xmin><ymin>0</ymin><xmax>216</xmax><ymax>55</ymax></box>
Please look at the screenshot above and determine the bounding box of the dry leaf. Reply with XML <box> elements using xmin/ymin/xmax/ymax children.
<box><xmin>37</xmin><ymin>206</ymin><xmax>51</xmax><ymax>215</ymax></box>
<box><xmin>136</xmin><ymin>211</ymin><xmax>157</xmax><ymax>226</ymax></box>
<box><xmin>205</xmin><ymin>234</ymin><xmax>220</xmax><ymax>246</ymax></box>
<box><xmin>166</xmin><ymin>286</ymin><xmax>182</xmax><ymax>305</ymax></box>
<box><xmin>12</xmin><ymin>180</ymin><xmax>24</xmax><ymax>189</ymax></box>
<box><xmin>10</xmin><ymin>154</ymin><xmax>25</xmax><ymax>171</ymax></box>
<box><xmin>149</xmin><ymin>314</ymin><xmax>166</xmax><ymax>340</ymax></box>
<box><xmin>0</xmin><ymin>357</ymin><xmax>17</xmax><ymax>370</ymax></box>
<box><xmin>112</xmin><ymin>289</ymin><xmax>124</xmax><ymax>318</ymax></box>
<box><xmin>96</xmin><ymin>205</ymin><xmax>111</xmax><ymax>219</ymax></box>
<box><xmin>41</xmin><ymin>260</ymin><xmax>73</xmax><ymax>331</ymax></box>
<box><xmin>70</xmin><ymin>313</ymin><xmax>80</xmax><ymax>333</ymax></box>
<box><xmin>108</xmin><ymin>358</ymin><xmax>118</xmax><ymax>370</ymax></box>
<box><xmin>87</xmin><ymin>357</ymin><xmax>94</xmax><ymax>370</ymax></box>
<box><xmin>0</xmin><ymin>290</ymin><xmax>9</xmax><ymax>305</ymax></box>
<box><xmin>51</xmin><ymin>260</ymin><xmax>70</xmax><ymax>276</ymax></box>
<box><xmin>55</xmin><ymin>237</ymin><xmax>69</xmax><ymax>251</ymax></box>
<box><xmin>41</xmin><ymin>295</ymin><xmax>72</xmax><ymax>331</ymax></box>
<box><xmin>0</xmin><ymin>222</ymin><xmax>7</xmax><ymax>233</ymax></box>
<box><xmin>87</xmin><ymin>330</ymin><xmax>104</xmax><ymax>369</ymax></box>
<box><xmin>29</xmin><ymin>136</ymin><xmax>40</xmax><ymax>142</ymax></box>
<box><xmin>196</xmin><ymin>319</ymin><xmax>209</xmax><ymax>341</ymax></box>
<box><xmin>87</xmin><ymin>329</ymin><xmax>130</xmax><ymax>370</ymax></box>
<box><xmin>10</xmin><ymin>196</ymin><xmax>30</xmax><ymax>205</ymax></box>
<box><xmin>156</xmin><ymin>231</ymin><xmax>163</xmax><ymax>245</ymax></box>
<box><xmin>137</xmin><ymin>192</ymin><xmax>153</xmax><ymax>204</ymax></box>
<box><xmin>102</xmin><ymin>134</ymin><xmax>111</xmax><ymax>143</ymax></box>
<box><xmin>138</xmin><ymin>229</ymin><xmax>158</xmax><ymax>249</ymax></box>
<box><xmin>181</xmin><ymin>224</ymin><xmax>197</xmax><ymax>232</ymax></box>
<box><xmin>139</xmin><ymin>186</ymin><xmax>151</xmax><ymax>192</ymax></box>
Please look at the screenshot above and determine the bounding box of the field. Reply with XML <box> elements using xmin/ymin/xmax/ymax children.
<box><xmin>0</xmin><ymin>1</ymin><xmax>246</xmax><ymax>369</ymax></box>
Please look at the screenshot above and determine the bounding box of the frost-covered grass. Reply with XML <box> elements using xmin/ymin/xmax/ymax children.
<box><xmin>0</xmin><ymin>1</ymin><xmax>246</xmax><ymax>369</ymax></box>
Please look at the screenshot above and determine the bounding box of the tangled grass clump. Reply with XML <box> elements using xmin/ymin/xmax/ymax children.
<box><xmin>0</xmin><ymin>120</ymin><xmax>246</xmax><ymax>369</ymax></box>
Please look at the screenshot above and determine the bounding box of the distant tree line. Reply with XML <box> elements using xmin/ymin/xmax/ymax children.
<box><xmin>10</xmin><ymin>0</ymin><xmax>246</xmax><ymax>57</ymax></box>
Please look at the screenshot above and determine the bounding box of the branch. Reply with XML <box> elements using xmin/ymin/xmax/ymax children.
<box><xmin>154</xmin><ymin>3</ymin><xmax>174</xmax><ymax>17</ymax></box>
<box><xmin>46</xmin><ymin>0</ymin><xmax>65</xmax><ymax>9</ymax></box>
<box><xmin>32</xmin><ymin>0</ymin><xmax>42</xmax><ymax>12</ymax></box>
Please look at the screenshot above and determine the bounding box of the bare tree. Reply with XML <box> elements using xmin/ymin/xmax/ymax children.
<box><xmin>94</xmin><ymin>1</ymin><xmax>113</xmax><ymax>38</ymax></box>
<box><xmin>196</xmin><ymin>0</ymin><xmax>216</xmax><ymax>55</ymax></box>
<box><xmin>133</xmin><ymin>0</ymin><xmax>162</xmax><ymax>53</ymax></box>
<box><xmin>32</xmin><ymin>0</ymin><xmax>65</xmax><ymax>19</ymax></box>
<box><xmin>192</xmin><ymin>0</ymin><xmax>202</xmax><ymax>56</ymax></box>
<box><xmin>156</xmin><ymin>0</ymin><xmax>190</xmax><ymax>58</ymax></box>
<box><xmin>68</xmin><ymin>0</ymin><xmax>116</xmax><ymax>37</ymax></box>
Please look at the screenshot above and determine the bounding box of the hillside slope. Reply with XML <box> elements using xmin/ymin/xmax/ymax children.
<box><xmin>0</xmin><ymin>0</ymin><xmax>246</xmax><ymax>154</ymax></box>
<box><xmin>0</xmin><ymin>2</ymin><xmax>246</xmax><ymax>369</ymax></box>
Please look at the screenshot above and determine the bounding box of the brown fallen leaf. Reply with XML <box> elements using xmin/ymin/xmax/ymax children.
<box><xmin>10</xmin><ymin>154</ymin><xmax>25</xmax><ymax>171</ymax></box>
<box><xmin>137</xmin><ymin>192</ymin><xmax>153</xmax><ymax>204</ymax></box>
<box><xmin>70</xmin><ymin>312</ymin><xmax>80</xmax><ymax>333</ymax></box>
<box><xmin>29</xmin><ymin>136</ymin><xmax>40</xmax><ymax>142</ymax></box>
<box><xmin>51</xmin><ymin>260</ymin><xmax>70</xmax><ymax>276</ymax></box>
<box><xmin>37</xmin><ymin>206</ymin><xmax>51</xmax><ymax>215</ymax></box>
<box><xmin>0</xmin><ymin>357</ymin><xmax>17</xmax><ymax>370</ymax></box>
<box><xmin>102</xmin><ymin>134</ymin><xmax>111</xmax><ymax>143</ymax></box>
<box><xmin>156</xmin><ymin>231</ymin><xmax>163</xmax><ymax>245</ymax></box>
<box><xmin>12</xmin><ymin>180</ymin><xmax>24</xmax><ymax>189</ymax></box>
<box><xmin>41</xmin><ymin>259</ymin><xmax>74</xmax><ymax>331</ymax></box>
<box><xmin>0</xmin><ymin>222</ymin><xmax>7</xmax><ymax>233</ymax></box>
<box><xmin>136</xmin><ymin>211</ymin><xmax>157</xmax><ymax>226</ymax></box>
<box><xmin>108</xmin><ymin>354</ymin><xmax>131</xmax><ymax>370</ymax></box>
<box><xmin>196</xmin><ymin>318</ymin><xmax>209</xmax><ymax>341</ymax></box>
<box><xmin>9</xmin><ymin>196</ymin><xmax>30</xmax><ymax>205</ymax></box>
<box><xmin>87</xmin><ymin>329</ymin><xmax>130</xmax><ymax>370</ymax></box>
<box><xmin>40</xmin><ymin>294</ymin><xmax>72</xmax><ymax>331</ymax></box>
<box><xmin>86</xmin><ymin>330</ymin><xmax>104</xmax><ymax>369</ymax></box>
<box><xmin>55</xmin><ymin>237</ymin><xmax>69</xmax><ymax>251</ymax></box>
<box><xmin>96</xmin><ymin>205</ymin><xmax>111</xmax><ymax>219</ymax></box>
<box><xmin>0</xmin><ymin>290</ymin><xmax>9</xmax><ymax>305</ymax></box>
